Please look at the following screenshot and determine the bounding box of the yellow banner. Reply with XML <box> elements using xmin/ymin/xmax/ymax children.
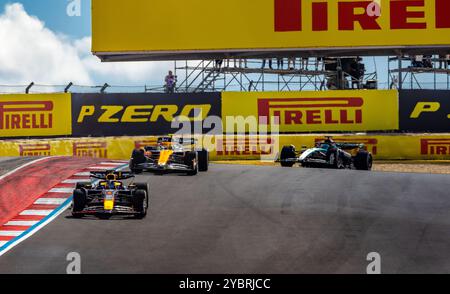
<box><xmin>92</xmin><ymin>0</ymin><xmax>450</xmax><ymax>54</ymax></box>
<box><xmin>0</xmin><ymin>94</ymin><xmax>72</xmax><ymax>137</ymax></box>
<box><xmin>0</xmin><ymin>134</ymin><xmax>449</xmax><ymax>160</ymax></box>
<box><xmin>222</xmin><ymin>90</ymin><xmax>399</xmax><ymax>133</ymax></box>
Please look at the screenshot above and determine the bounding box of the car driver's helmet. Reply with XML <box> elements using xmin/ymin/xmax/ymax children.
<box><xmin>324</xmin><ymin>137</ymin><xmax>335</xmax><ymax>144</ymax></box>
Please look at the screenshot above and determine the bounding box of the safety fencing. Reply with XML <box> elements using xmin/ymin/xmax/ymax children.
<box><xmin>0</xmin><ymin>134</ymin><xmax>449</xmax><ymax>161</ymax></box>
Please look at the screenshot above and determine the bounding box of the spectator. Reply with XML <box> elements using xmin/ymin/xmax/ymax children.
<box><xmin>423</xmin><ymin>55</ymin><xmax>433</xmax><ymax>68</ymax></box>
<box><xmin>239</xmin><ymin>58</ymin><xmax>248</xmax><ymax>68</ymax></box>
<box><xmin>439</xmin><ymin>54</ymin><xmax>450</xmax><ymax>69</ymax></box>
<box><xmin>302</xmin><ymin>57</ymin><xmax>309</xmax><ymax>70</ymax></box>
<box><xmin>261</xmin><ymin>59</ymin><xmax>273</xmax><ymax>69</ymax></box>
<box><xmin>412</xmin><ymin>55</ymin><xmax>424</xmax><ymax>68</ymax></box>
<box><xmin>277</xmin><ymin>57</ymin><xmax>284</xmax><ymax>69</ymax></box>
<box><xmin>288</xmin><ymin>57</ymin><xmax>296</xmax><ymax>70</ymax></box>
<box><xmin>315</xmin><ymin>57</ymin><xmax>324</xmax><ymax>70</ymax></box>
<box><xmin>164</xmin><ymin>71</ymin><xmax>177</xmax><ymax>94</ymax></box>
<box><xmin>215</xmin><ymin>59</ymin><xmax>223</xmax><ymax>69</ymax></box>
<box><xmin>390</xmin><ymin>76</ymin><xmax>399</xmax><ymax>89</ymax></box>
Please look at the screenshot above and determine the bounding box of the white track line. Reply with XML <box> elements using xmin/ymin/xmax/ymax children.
<box><xmin>4</xmin><ymin>221</ymin><xmax>39</xmax><ymax>226</ymax></box>
<box><xmin>0</xmin><ymin>231</ymin><xmax>24</xmax><ymax>237</ymax></box>
<box><xmin>0</xmin><ymin>199</ymin><xmax>72</xmax><ymax>257</ymax></box>
<box><xmin>34</xmin><ymin>198</ymin><xmax>67</xmax><ymax>205</ymax></box>
<box><xmin>74</xmin><ymin>172</ymin><xmax>91</xmax><ymax>176</ymax></box>
<box><xmin>48</xmin><ymin>188</ymin><xmax>73</xmax><ymax>193</ymax></box>
<box><xmin>19</xmin><ymin>210</ymin><xmax>53</xmax><ymax>216</ymax></box>
<box><xmin>0</xmin><ymin>241</ymin><xmax>7</xmax><ymax>247</ymax></box>
<box><xmin>62</xmin><ymin>179</ymin><xmax>89</xmax><ymax>184</ymax></box>
<box><xmin>100</xmin><ymin>162</ymin><xmax>123</xmax><ymax>166</ymax></box>
<box><xmin>0</xmin><ymin>157</ymin><xmax>51</xmax><ymax>181</ymax></box>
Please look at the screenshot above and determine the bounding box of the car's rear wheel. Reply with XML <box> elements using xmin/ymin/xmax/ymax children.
<box><xmin>130</xmin><ymin>149</ymin><xmax>146</xmax><ymax>174</ymax></box>
<box><xmin>198</xmin><ymin>149</ymin><xmax>209</xmax><ymax>172</ymax></box>
<box><xmin>133</xmin><ymin>190</ymin><xmax>148</xmax><ymax>219</ymax></box>
<box><xmin>354</xmin><ymin>151</ymin><xmax>373</xmax><ymax>171</ymax></box>
<box><xmin>72</xmin><ymin>189</ymin><xmax>86</xmax><ymax>218</ymax></box>
<box><xmin>75</xmin><ymin>182</ymin><xmax>91</xmax><ymax>190</ymax></box>
<box><xmin>280</xmin><ymin>146</ymin><xmax>296</xmax><ymax>167</ymax></box>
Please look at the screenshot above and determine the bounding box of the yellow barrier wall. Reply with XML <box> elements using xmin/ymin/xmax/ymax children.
<box><xmin>1</xmin><ymin>134</ymin><xmax>449</xmax><ymax>161</ymax></box>
<box><xmin>222</xmin><ymin>90</ymin><xmax>399</xmax><ymax>133</ymax></box>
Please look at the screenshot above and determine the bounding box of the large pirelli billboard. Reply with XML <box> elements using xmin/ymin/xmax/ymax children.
<box><xmin>92</xmin><ymin>0</ymin><xmax>450</xmax><ymax>60</ymax></box>
<box><xmin>222</xmin><ymin>90</ymin><xmax>399</xmax><ymax>133</ymax></box>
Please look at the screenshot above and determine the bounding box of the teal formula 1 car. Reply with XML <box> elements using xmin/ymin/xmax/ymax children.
<box><xmin>278</xmin><ymin>138</ymin><xmax>373</xmax><ymax>170</ymax></box>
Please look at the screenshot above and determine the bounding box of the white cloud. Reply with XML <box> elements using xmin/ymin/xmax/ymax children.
<box><xmin>0</xmin><ymin>3</ymin><xmax>173</xmax><ymax>90</ymax></box>
<box><xmin>74</xmin><ymin>37</ymin><xmax>173</xmax><ymax>86</ymax></box>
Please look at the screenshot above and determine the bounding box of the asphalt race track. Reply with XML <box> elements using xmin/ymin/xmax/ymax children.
<box><xmin>0</xmin><ymin>157</ymin><xmax>36</xmax><ymax>177</ymax></box>
<box><xmin>0</xmin><ymin>164</ymin><xmax>449</xmax><ymax>274</ymax></box>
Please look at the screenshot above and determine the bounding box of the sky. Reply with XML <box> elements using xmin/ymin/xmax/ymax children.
<box><xmin>0</xmin><ymin>0</ymin><xmax>173</xmax><ymax>92</ymax></box>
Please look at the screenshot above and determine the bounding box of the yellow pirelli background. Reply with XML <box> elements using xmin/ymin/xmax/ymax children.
<box><xmin>0</xmin><ymin>94</ymin><xmax>72</xmax><ymax>137</ymax></box>
<box><xmin>92</xmin><ymin>0</ymin><xmax>450</xmax><ymax>54</ymax></box>
<box><xmin>222</xmin><ymin>90</ymin><xmax>399</xmax><ymax>133</ymax></box>
<box><xmin>0</xmin><ymin>134</ymin><xmax>449</xmax><ymax>160</ymax></box>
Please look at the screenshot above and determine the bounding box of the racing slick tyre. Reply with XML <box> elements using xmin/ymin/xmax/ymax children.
<box><xmin>135</xmin><ymin>182</ymin><xmax>150</xmax><ymax>208</ymax></box>
<box><xmin>133</xmin><ymin>190</ymin><xmax>148</xmax><ymax>219</ymax></box>
<box><xmin>75</xmin><ymin>182</ymin><xmax>91</xmax><ymax>190</ymax></box>
<box><xmin>130</xmin><ymin>149</ymin><xmax>146</xmax><ymax>174</ymax></box>
<box><xmin>135</xmin><ymin>183</ymin><xmax>149</xmax><ymax>196</ymax></box>
<box><xmin>72</xmin><ymin>189</ymin><xmax>87</xmax><ymax>218</ymax></box>
<box><xmin>354</xmin><ymin>151</ymin><xmax>373</xmax><ymax>171</ymax></box>
<box><xmin>280</xmin><ymin>146</ymin><xmax>296</xmax><ymax>167</ymax></box>
<box><xmin>186</xmin><ymin>152</ymin><xmax>198</xmax><ymax>176</ymax></box>
<box><xmin>197</xmin><ymin>149</ymin><xmax>209</xmax><ymax>172</ymax></box>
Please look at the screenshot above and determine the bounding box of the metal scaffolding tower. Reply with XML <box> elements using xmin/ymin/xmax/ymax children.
<box><xmin>388</xmin><ymin>56</ymin><xmax>450</xmax><ymax>90</ymax></box>
<box><xmin>174</xmin><ymin>58</ymin><xmax>378</xmax><ymax>93</ymax></box>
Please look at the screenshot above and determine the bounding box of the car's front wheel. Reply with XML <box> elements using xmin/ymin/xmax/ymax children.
<box><xmin>133</xmin><ymin>190</ymin><xmax>148</xmax><ymax>219</ymax></box>
<box><xmin>198</xmin><ymin>149</ymin><xmax>209</xmax><ymax>172</ymax></box>
<box><xmin>280</xmin><ymin>146</ymin><xmax>296</xmax><ymax>167</ymax></box>
<box><xmin>354</xmin><ymin>151</ymin><xmax>373</xmax><ymax>171</ymax></box>
<box><xmin>72</xmin><ymin>189</ymin><xmax>86</xmax><ymax>218</ymax></box>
